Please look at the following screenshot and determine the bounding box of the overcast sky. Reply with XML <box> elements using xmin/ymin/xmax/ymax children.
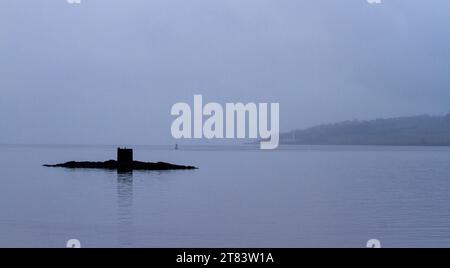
<box><xmin>0</xmin><ymin>0</ymin><xmax>449</xmax><ymax>145</ymax></box>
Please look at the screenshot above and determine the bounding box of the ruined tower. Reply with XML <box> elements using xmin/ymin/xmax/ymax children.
<box><xmin>117</xmin><ymin>148</ymin><xmax>133</xmax><ymax>172</ymax></box>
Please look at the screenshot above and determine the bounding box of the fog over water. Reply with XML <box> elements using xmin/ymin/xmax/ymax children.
<box><xmin>1</xmin><ymin>0</ymin><xmax>450</xmax><ymax>145</ymax></box>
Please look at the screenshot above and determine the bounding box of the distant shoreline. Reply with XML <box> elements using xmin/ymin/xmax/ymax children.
<box><xmin>278</xmin><ymin>113</ymin><xmax>450</xmax><ymax>147</ymax></box>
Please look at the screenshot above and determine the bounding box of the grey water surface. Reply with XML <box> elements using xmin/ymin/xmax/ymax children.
<box><xmin>1</xmin><ymin>144</ymin><xmax>450</xmax><ymax>248</ymax></box>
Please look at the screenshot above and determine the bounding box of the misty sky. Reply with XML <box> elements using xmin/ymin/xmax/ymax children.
<box><xmin>1</xmin><ymin>0</ymin><xmax>449</xmax><ymax>145</ymax></box>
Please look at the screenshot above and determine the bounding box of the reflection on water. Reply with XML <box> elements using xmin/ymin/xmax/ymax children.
<box><xmin>2</xmin><ymin>145</ymin><xmax>450</xmax><ymax>247</ymax></box>
<box><xmin>117</xmin><ymin>172</ymin><xmax>133</xmax><ymax>247</ymax></box>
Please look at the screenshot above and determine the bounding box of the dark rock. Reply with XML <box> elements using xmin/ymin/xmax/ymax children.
<box><xmin>43</xmin><ymin>160</ymin><xmax>197</xmax><ymax>171</ymax></box>
<box><xmin>44</xmin><ymin>148</ymin><xmax>197</xmax><ymax>171</ymax></box>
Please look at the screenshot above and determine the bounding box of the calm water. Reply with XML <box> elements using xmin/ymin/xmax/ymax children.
<box><xmin>1</xmin><ymin>144</ymin><xmax>450</xmax><ymax>248</ymax></box>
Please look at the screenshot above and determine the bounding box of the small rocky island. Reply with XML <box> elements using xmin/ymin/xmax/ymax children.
<box><xmin>44</xmin><ymin>148</ymin><xmax>197</xmax><ymax>172</ymax></box>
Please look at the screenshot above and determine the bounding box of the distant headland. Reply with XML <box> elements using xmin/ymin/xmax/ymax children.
<box><xmin>279</xmin><ymin>113</ymin><xmax>450</xmax><ymax>146</ymax></box>
<box><xmin>44</xmin><ymin>148</ymin><xmax>197</xmax><ymax>172</ymax></box>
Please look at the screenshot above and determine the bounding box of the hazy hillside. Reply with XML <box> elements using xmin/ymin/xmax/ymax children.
<box><xmin>281</xmin><ymin>113</ymin><xmax>450</xmax><ymax>146</ymax></box>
